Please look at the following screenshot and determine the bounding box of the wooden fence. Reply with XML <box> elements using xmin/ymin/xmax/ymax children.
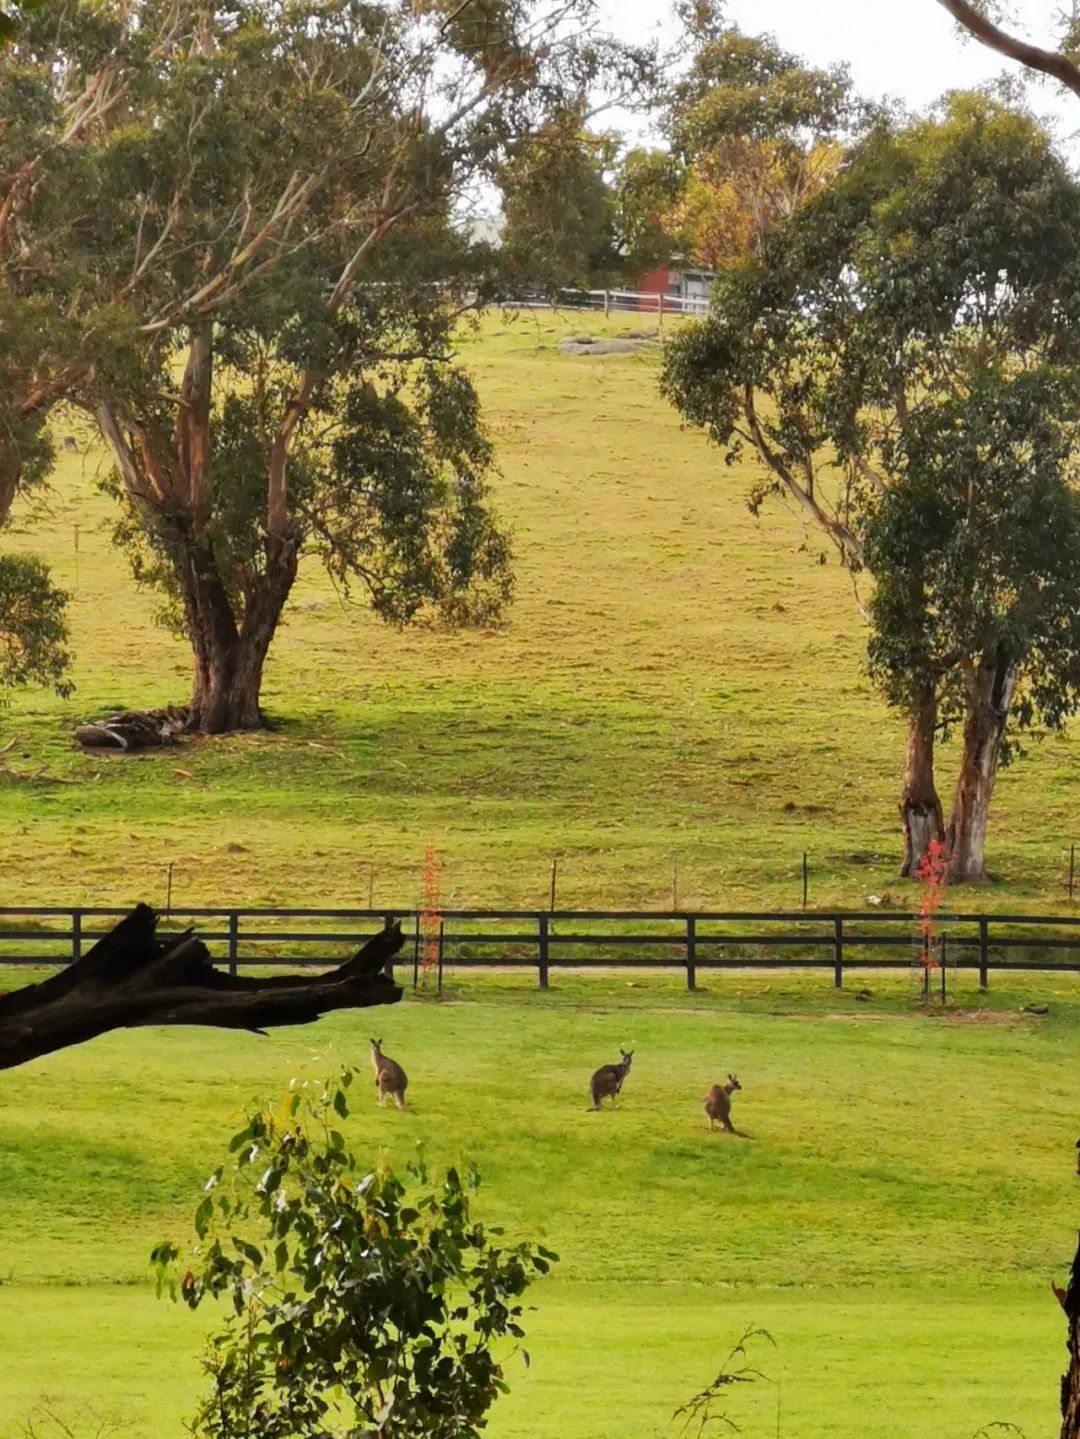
<box><xmin>2</xmin><ymin>906</ymin><xmax>1080</xmax><ymax>992</ymax></box>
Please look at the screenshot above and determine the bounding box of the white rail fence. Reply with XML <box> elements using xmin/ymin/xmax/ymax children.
<box><xmin>507</xmin><ymin>287</ymin><xmax>710</xmax><ymax>317</ymax></box>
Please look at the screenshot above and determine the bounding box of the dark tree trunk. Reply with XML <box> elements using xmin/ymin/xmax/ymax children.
<box><xmin>946</xmin><ymin>645</ymin><xmax>1018</xmax><ymax>885</ymax></box>
<box><xmin>0</xmin><ymin>456</ymin><xmax>21</xmax><ymax>526</ymax></box>
<box><xmin>179</xmin><ymin>532</ymin><xmax>299</xmax><ymax>735</ymax></box>
<box><xmin>1062</xmin><ymin>1230</ymin><xmax>1080</xmax><ymax>1439</ymax></box>
<box><xmin>899</xmin><ymin>682</ymin><xmax>944</xmax><ymax>878</ymax></box>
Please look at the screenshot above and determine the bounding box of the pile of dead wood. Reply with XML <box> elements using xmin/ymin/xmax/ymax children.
<box><xmin>75</xmin><ymin>706</ymin><xmax>189</xmax><ymax>752</ymax></box>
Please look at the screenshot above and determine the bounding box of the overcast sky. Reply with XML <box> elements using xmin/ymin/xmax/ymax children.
<box><xmin>600</xmin><ymin>0</ymin><xmax>1080</xmax><ymax>150</ymax></box>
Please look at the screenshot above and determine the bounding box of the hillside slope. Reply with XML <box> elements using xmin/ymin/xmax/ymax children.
<box><xmin>1</xmin><ymin>311</ymin><xmax>1076</xmax><ymax>910</ymax></box>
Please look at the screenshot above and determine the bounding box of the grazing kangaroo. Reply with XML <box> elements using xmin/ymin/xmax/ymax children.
<box><xmin>369</xmin><ymin>1037</ymin><xmax>408</xmax><ymax>1109</ymax></box>
<box><xmin>589</xmin><ymin>1049</ymin><xmax>633</xmax><ymax>1110</ymax></box>
<box><xmin>704</xmin><ymin>1074</ymin><xmax>742</xmax><ymax>1133</ymax></box>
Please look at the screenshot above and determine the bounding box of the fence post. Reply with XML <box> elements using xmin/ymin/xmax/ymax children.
<box><xmin>940</xmin><ymin>933</ymin><xmax>947</xmax><ymax>1003</ymax></box>
<box><xmin>686</xmin><ymin>914</ymin><xmax>697</xmax><ymax>992</ymax></box>
<box><xmin>538</xmin><ymin>913</ymin><xmax>550</xmax><ymax>990</ymax></box>
<box><xmin>228</xmin><ymin>912</ymin><xmax>238</xmax><ymax>977</ymax></box>
<box><xmin>380</xmin><ymin>913</ymin><xmax>395</xmax><ymax>981</ymax></box>
<box><xmin>437</xmin><ymin>920</ymin><xmax>445</xmax><ymax>995</ymax></box>
<box><xmin>833</xmin><ymin>916</ymin><xmax>843</xmax><ymax>988</ymax></box>
<box><xmin>71</xmin><ymin>908</ymin><xmax>82</xmax><ymax>965</ymax></box>
<box><xmin>978</xmin><ymin>916</ymin><xmax>989</xmax><ymax>991</ymax></box>
<box><xmin>413</xmin><ymin>912</ymin><xmax>421</xmax><ymax>990</ymax></box>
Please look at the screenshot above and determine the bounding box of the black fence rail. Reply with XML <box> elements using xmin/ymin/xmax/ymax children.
<box><xmin>2</xmin><ymin>906</ymin><xmax>1080</xmax><ymax>993</ymax></box>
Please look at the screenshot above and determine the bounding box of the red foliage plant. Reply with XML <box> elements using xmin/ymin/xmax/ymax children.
<box><xmin>916</xmin><ymin>837</ymin><xmax>949</xmax><ymax>970</ymax></box>
<box><xmin>420</xmin><ymin>843</ymin><xmax>442</xmax><ymax>985</ymax></box>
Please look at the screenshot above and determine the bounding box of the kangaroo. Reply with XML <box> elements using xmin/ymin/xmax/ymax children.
<box><xmin>704</xmin><ymin>1074</ymin><xmax>742</xmax><ymax>1133</ymax></box>
<box><xmin>589</xmin><ymin>1049</ymin><xmax>633</xmax><ymax>1110</ymax></box>
<box><xmin>369</xmin><ymin>1038</ymin><xmax>408</xmax><ymax>1109</ymax></box>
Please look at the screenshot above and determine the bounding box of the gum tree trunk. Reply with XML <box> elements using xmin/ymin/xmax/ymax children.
<box><xmin>900</xmin><ymin>682</ymin><xmax>944</xmax><ymax>878</ymax></box>
<box><xmin>98</xmin><ymin>324</ymin><xmax>305</xmax><ymax>737</ymax></box>
<box><xmin>946</xmin><ymin>645</ymin><xmax>1018</xmax><ymax>885</ymax></box>
<box><xmin>182</xmin><ymin>533</ymin><xmax>298</xmax><ymax>735</ymax></box>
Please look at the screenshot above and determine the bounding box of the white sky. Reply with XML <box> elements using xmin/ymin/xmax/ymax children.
<box><xmin>599</xmin><ymin>0</ymin><xmax>1080</xmax><ymax>151</ymax></box>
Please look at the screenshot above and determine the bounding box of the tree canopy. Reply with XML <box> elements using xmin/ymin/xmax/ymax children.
<box><xmin>1</xmin><ymin>0</ymin><xmax>647</xmax><ymax>731</ymax></box>
<box><xmin>500</xmin><ymin>113</ymin><xmax>621</xmax><ymax>290</ymax></box>
<box><xmin>614</xmin><ymin>16</ymin><xmax>855</xmax><ymax>277</ymax></box>
<box><xmin>662</xmin><ymin>92</ymin><xmax>1080</xmax><ymax>880</ymax></box>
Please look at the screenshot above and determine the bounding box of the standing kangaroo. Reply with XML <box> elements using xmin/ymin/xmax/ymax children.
<box><xmin>369</xmin><ymin>1038</ymin><xmax>408</xmax><ymax>1109</ymax></box>
<box><xmin>704</xmin><ymin>1074</ymin><xmax>742</xmax><ymax>1133</ymax></box>
<box><xmin>589</xmin><ymin>1049</ymin><xmax>633</xmax><ymax>1110</ymax></box>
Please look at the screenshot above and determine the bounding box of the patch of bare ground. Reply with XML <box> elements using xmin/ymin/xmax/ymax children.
<box><xmin>916</xmin><ymin>1005</ymin><xmax>1026</xmax><ymax>1025</ymax></box>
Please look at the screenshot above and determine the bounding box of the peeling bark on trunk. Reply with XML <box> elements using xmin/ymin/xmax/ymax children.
<box><xmin>1061</xmin><ymin>1230</ymin><xmax>1080</xmax><ymax>1439</ymax></box>
<box><xmin>899</xmin><ymin>683</ymin><xmax>944</xmax><ymax>878</ymax></box>
<box><xmin>946</xmin><ymin>645</ymin><xmax>1018</xmax><ymax>885</ymax></box>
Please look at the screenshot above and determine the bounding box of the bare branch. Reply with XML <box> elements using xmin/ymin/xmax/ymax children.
<box><xmin>937</xmin><ymin>0</ymin><xmax>1080</xmax><ymax>97</ymax></box>
<box><xmin>742</xmin><ymin>385</ymin><xmax>864</xmax><ymax>566</ymax></box>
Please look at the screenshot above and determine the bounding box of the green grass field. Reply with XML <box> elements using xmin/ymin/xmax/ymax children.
<box><xmin>0</xmin><ymin>968</ymin><xmax>1077</xmax><ymax>1437</ymax></box>
<box><xmin>3</xmin><ymin>310</ymin><xmax>1080</xmax><ymax>912</ymax></box>
<box><xmin>0</xmin><ymin>312</ymin><xmax>1078</xmax><ymax>1437</ymax></box>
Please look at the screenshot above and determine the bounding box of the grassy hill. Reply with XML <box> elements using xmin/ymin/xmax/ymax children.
<box><xmin>1</xmin><ymin>309</ymin><xmax>1079</xmax><ymax>912</ymax></box>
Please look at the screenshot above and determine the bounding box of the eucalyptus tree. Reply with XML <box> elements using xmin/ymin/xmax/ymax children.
<box><xmin>499</xmin><ymin>113</ymin><xmax>620</xmax><ymax>290</ymax></box>
<box><xmin>0</xmin><ymin>336</ymin><xmax>71</xmax><ymax>694</ymax></box>
<box><xmin>861</xmin><ymin>372</ymin><xmax>1080</xmax><ymax>883</ymax></box>
<box><xmin>2</xmin><ymin>0</ymin><xmax>646</xmax><ymax>732</ymax></box>
<box><xmin>663</xmin><ymin>95</ymin><xmax>1080</xmax><ymax>881</ymax></box>
<box><xmin>614</xmin><ymin>9</ymin><xmax>856</xmax><ymax>276</ymax></box>
<box><xmin>0</xmin><ymin>87</ymin><xmax>79</xmax><ymax>696</ymax></box>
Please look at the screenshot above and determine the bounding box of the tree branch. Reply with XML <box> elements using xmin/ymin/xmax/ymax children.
<box><xmin>937</xmin><ymin>0</ymin><xmax>1080</xmax><ymax>98</ymax></box>
<box><xmin>742</xmin><ymin>384</ymin><xmax>864</xmax><ymax>566</ymax></box>
<box><xmin>0</xmin><ymin>905</ymin><xmax>403</xmax><ymax>1072</ymax></box>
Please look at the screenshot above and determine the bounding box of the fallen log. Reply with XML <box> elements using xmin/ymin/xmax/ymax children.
<box><xmin>0</xmin><ymin>905</ymin><xmax>403</xmax><ymax>1072</ymax></box>
<box><xmin>75</xmin><ymin>706</ymin><xmax>189</xmax><ymax>752</ymax></box>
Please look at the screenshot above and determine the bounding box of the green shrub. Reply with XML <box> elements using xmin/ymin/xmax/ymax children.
<box><xmin>152</xmin><ymin>1070</ymin><xmax>556</xmax><ymax>1438</ymax></box>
